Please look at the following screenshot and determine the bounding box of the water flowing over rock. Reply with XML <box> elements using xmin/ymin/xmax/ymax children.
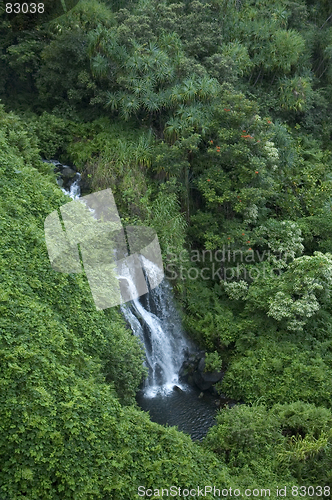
<box><xmin>43</xmin><ymin>159</ymin><xmax>81</xmax><ymax>199</ymax></box>
<box><xmin>56</xmin><ymin>167</ymin><xmax>193</xmax><ymax>395</ymax></box>
<box><xmin>120</xmin><ymin>265</ymin><xmax>193</xmax><ymax>397</ymax></box>
<box><xmin>57</xmin><ymin>169</ymin><xmax>219</xmax><ymax>439</ymax></box>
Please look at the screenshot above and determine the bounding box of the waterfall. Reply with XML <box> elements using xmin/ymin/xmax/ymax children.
<box><xmin>49</xmin><ymin>159</ymin><xmax>218</xmax><ymax>439</ymax></box>
<box><xmin>43</xmin><ymin>159</ymin><xmax>82</xmax><ymax>200</ymax></box>
<box><xmin>120</xmin><ymin>257</ymin><xmax>192</xmax><ymax>397</ymax></box>
<box><xmin>56</xmin><ymin>165</ymin><xmax>192</xmax><ymax>398</ymax></box>
<box><xmin>62</xmin><ymin>172</ymin><xmax>81</xmax><ymax>200</ymax></box>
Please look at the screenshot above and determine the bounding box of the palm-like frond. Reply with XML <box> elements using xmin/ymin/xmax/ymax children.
<box><xmin>131</xmin><ymin>40</ymin><xmax>146</xmax><ymax>53</ymax></box>
<box><xmin>141</xmin><ymin>73</ymin><xmax>156</xmax><ymax>90</ymax></box>
<box><xmin>176</xmin><ymin>103</ymin><xmax>204</xmax><ymax>127</ymax></box>
<box><xmin>155</xmin><ymin>89</ymin><xmax>172</xmax><ymax>109</ymax></box>
<box><xmin>159</xmin><ymin>65</ymin><xmax>175</xmax><ymax>84</ymax></box>
<box><xmin>119</xmin><ymin>94</ymin><xmax>140</xmax><ymax>120</ymax></box>
<box><xmin>91</xmin><ymin>54</ymin><xmax>109</xmax><ymax>79</ymax></box>
<box><xmin>87</xmin><ymin>30</ymin><xmax>98</xmax><ymax>57</ymax></box>
<box><xmin>105</xmin><ymin>90</ymin><xmax>125</xmax><ymax>110</ymax></box>
<box><xmin>87</xmin><ymin>26</ymin><xmax>106</xmax><ymax>56</ymax></box>
<box><xmin>142</xmin><ymin>91</ymin><xmax>161</xmax><ymax>112</ymax></box>
<box><xmin>151</xmin><ymin>50</ymin><xmax>168</xmax><ymax>69</ymax></box>
<box><xmin>109</xmin><ymin>45</ymin><xmax>128</xmax><ymax>69</ymax></box>
<box><xmin>131</xmin><ymin>78</ymin><xmax>153</xmax><ymax>96</ymax></box>
<box><xmin>182</xmin><ymin>78</ymin><xmax>198</xmax><ymax>103</ymax></box>
<box><xmin>170</xmin><ymin>85</ymin><xmax>184</xmax><ymax>104</ymax></box>
<box><xmin>115</xmin><ymin>139</ymin><xmax>133</xmax><ymax>173</ymax></box>
<box><xmin>126</xmin><ymin>54</ymin><xmax>144</xmax><ymax>72</ymax></box>
<box><xmin>148</xmin><ymin>42</ymin><xmax>160</xmax><ymax>58</ymax></box>
<box><xmin>158</xmin><ymin>32</ymin><xmax>182</xmax><ymax>56</ymax></box>
<box><xmin>164</xmin><ymin>117</ymin><xmax>183</xmax><ymax>142</ymax></box>
<box><xmin>154</xmin><ymin>56</ymin><xmax>174</xmax><ymax>83</ymax></box>
<box><xmin>198</xmin><ymin>76</ymin><xmax>220</xmax><ymax>100</ymax></box>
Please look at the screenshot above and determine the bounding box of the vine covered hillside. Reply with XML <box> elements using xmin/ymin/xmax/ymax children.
<box><xmin>0</xmin><ymin>108</ymin><xmax>231</xmax><ymax>498</ymax></box>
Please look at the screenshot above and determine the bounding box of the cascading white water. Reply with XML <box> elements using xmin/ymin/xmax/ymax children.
<box><xmin>54</xmin><ymin>160</ymin><xmax>218</xmax><ymax>438</ymax></box>
<box><xmin>61</xmin><ymin>173</ymin><xmax>81</xmax><ymax>200</ymax></box>
<box><xmin>120</xmin><ymin>256</ymin><xmax>191</xmax><ymax>397</ymax></box>
<box><xmin>57</xmin><ymin>167</ymin><xmax>191</xmax><ymax>397</ymax></box>
<box><xmin>43</xmin><ymin>159</ymin><xmax>81</xmax><ymax>200</ymax></box>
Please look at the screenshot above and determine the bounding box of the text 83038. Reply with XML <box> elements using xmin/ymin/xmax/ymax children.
<box><xmin>5</xmin><ymin>3</ymin><xmax>45</xmax><ymax>13</ymax></box>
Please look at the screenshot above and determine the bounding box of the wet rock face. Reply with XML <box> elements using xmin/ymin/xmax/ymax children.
<box><xmin>179</xmin><ymin>351</ymin><xmax>224</xmax><ymax>392</ymax></box>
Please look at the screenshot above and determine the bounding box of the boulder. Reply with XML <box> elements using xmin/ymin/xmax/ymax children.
<box><xmin>173</xmin><ymin>385</ymin><xmax>183</xmax><ymax>393</ymax></box>
<box><xmin>179</xmin><ymin>350</ymin><xmax>224</xmax><ymax>391</ymax></box>
<box><xmin>193</xmin><ymin>355</ymin><xmax>224</xmax><ymax>391</ymax></box>
<box><xmin>60</xmin><ymin>166</ymin><xmax>77</xmax><ymax>179</ymax></box>
<box><xmin>193</xmin><ymin>372</ymin><xmax>212</xmax><ymax>391</ymax></box>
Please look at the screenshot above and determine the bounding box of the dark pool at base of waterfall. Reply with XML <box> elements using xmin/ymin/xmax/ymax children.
<box><xmin>136</xmin><ymin>385</ymin><xmax>221</xmax><ymax>441</ymax></box>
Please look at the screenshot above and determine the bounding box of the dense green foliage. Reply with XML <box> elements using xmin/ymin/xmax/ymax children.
<box><xmin>2</xmin><ymin>0</ymin><xmax>332</xmax><ymax>496</ymax></box>
<box><xmin>0</xmin><ymin>107</ymin><xmax>231</xmax><ymax>498</ymax></box>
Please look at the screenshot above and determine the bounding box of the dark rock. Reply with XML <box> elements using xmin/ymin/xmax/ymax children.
<box><xmin>209</xmin><ymin>385</ymin><xmax>220</xmax><ymax>396</ymax></box>
<box><xmin>48</xmin><ymin>160</ymin><xmax>63</xmax><ymax>173</ymax></box>
<box><xmin>183</xmin><ymin>347</ymin><xmax>191</xmax><ymax>359</ymax></box>
<box><xmin>47</xmin><ymin>159</ymin><xmax>77</xmax><ymax>178</ymax></box>
<box><xmin>196</xmin><ymin>355</ymin><xmax>223</xmax><ymax>388</ymax></box>
<box><xmin>193</xmin><ymin>371</ymin><xmax>213</xmax><ymax>391</ymax></box>
<box><xmin>173</xmin><ymin>385</ymin><xmax>183</xmax><ymax>393</ymax></box>
<box><xmin>198</xmin><ymin>357</ymin><xmax>205</xmax><ymax>373</ymax></box>
<box><xmin>196</xmin><ymin>351</ymin><xmax>205</xmax><ymax>361</ymax></box>
<box><xmin>201</xmin><ymin>370</ymin><xmax>223</xmax><ymax>384</ymax></box>
<box><xmin>179</xmin><ymin>350</ymin><xmax>224</xmax><ymax>391</ymax></box>
<box><xmin>60</xmin><ymin>166</ymin><xmax>77</xmax><ymax>179</ymax></box>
